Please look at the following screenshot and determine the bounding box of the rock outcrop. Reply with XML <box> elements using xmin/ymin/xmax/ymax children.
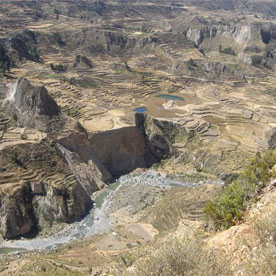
<box><xmin>135</xmin><ymin>113</ymin><xmax>194</xmax><ymax>164</ymax></box>
<box><xmin>58</xmin><ymin>132</ymin><xmax>111</xmax><ymax>188</ymax></box>
<box><xmin>32</xmin><ymin>178</ymin><xmax>92</xmax><ymax>231</ymax></box>
<box><xmin>3</xmin><ymin>78</ymin><xmax>63</xmax><ymax>132</ymax></box>
<box><xmin>0</xmin><ymin>182</ymin><xmax>35</xmax><ymax>239</ymax></box>
<box><xmin>0</xmin><ymin>178</ymin><xmax>92</xmax><ymax>239</ymax></box>
<box><xmin>89</xmin><ymin>127</ymin><xmax>147</xmax><ymax>175</ymax></box>
<box><xmin>0</xmin><ymin>30</ymin><xmax>39</xmax><ymax>74</ymax></box>
<box><xmin>0</xmin><ymin>140</ymin><xmax>93</xmax><ymax>239</ymax></box>
<box><xmin>0</xmin><ymin>44</ymin><xmax>11</xmax><ymax>74</ymax></box>
<box><xmin>73</xmin><ymin>54</ymin><xmax>93</xmax><ymax>69</ymax></box>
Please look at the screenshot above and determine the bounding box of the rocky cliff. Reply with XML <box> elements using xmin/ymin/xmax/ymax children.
<box><xmin>89</xmin><ymin>127</ymin><xmax>147</xmax><ymax>175</ymax></box>
<box><xmin>58</xmin><ymin>132</ymin><xmax>111</xmax><ymax>194</ymax></box>
<box><xmin>0</xmin><ymin>139</ymin><xmax>93</xmax><ymax>239</ymax></box>
<box><xmin>3</xmin><ymin>78</ymin><xmax>63</xmax><ymax>132</ymax></box>
<box><xmin>135</xmin><ymin>113</ymin><xmax>194</xmax><ymax>164</ymax></box>
<box><xmin>185</xmin><ymin>22</ymin><xmax>276</xmax><ymax>67</ymax></box>
<box><xmin>0</xmin><ymin>30</ymin><xmax>40</xmax><ymax>73</ymax></box>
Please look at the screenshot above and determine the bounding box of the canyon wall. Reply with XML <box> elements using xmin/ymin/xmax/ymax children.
<box><xmin>89</xmin><ymin>127</ymin><xmax>146</xmax><ymax>175</ymax></box>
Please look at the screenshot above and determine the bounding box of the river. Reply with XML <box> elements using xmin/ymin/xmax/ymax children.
<box><xmin>2</xmin><ymin>171</ymin><xmax>222</xmax><ymax>251</ymax></box>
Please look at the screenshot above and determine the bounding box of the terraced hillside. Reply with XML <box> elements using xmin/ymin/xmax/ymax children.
<box><xmin>1</xmin><ymin>0</ymin><xmax>276</xmax><ymax>260</ymax></box>
<box><xmin>0</xmin><ymin>1</ymin><xmax>276</xmax><ymax>168</ymax></box>
<box><xmin>0</xmin><ymin>140</ymin><xmax>93</xmax><ymax>239</ymax></box>
<box><xmin>1</xmin><ymin>0</ymin><xmax>276</xmax><ymax>275</ymax></box>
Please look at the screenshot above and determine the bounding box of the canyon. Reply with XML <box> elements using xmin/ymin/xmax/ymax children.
<box><xmin>1</xmin><ymin>0</ymin><xmax>276</xmax><ymax>275</ymax></box>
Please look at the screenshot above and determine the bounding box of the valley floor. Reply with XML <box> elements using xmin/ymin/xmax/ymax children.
<box><xmin>0</xmin><ymin>168</ymin><xmax>220</xmax><ymax>275</ymax></box>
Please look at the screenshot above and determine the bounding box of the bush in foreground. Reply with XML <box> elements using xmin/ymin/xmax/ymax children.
<box><xmin>204</xmin><ymin>150</ymin><xmax>276</xmax><ymax>230</ymax></box>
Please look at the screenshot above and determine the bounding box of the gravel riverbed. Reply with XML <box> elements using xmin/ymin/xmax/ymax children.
<box><xmin>2</xmin><ymin>171</ymin><xmax>222</xmax><ymax>250</ymax></box>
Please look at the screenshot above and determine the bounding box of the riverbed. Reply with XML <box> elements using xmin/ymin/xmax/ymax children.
<box><xmin>2</xmin><ymin>171</ymin><xmax>222</xmax><ymax>251</ymax></box>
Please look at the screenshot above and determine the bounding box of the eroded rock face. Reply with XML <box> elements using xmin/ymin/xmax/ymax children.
<box><xmin>135</xmin><ymin>113</ymin><xmax>172</xmax><ymax>163</ymax></box>
<box><xmin>185</xmin><ymin>22</ymin><xmax>276</xmax><ymax>66</ymax></box>
<box><xmin>58</xmin><ymin>132</ymin><xmax>111</xmax><ymax>187</ymax></box>
<box><xmin>32</xmin><ymin>180</ymin><xmax>92</xmax><ymax>231</ymax></box>
<box><xmin>135</xmin><ymin>113</ymin><xmax>194</xmax><ymax>164</ymax></box>
<box><xmin>89</xmin><ymin>127</ymin><xmax>147</xmax><ymax>175</ymax></box>
<box><xmin>4</xmin><ymin>77</ymin><xmax>62</xmax><ymax>132</ymax></box>
<box><xmin>57</xmin><ymin>143</ymin><xmax>107</xmax><ymax>195</ymax></box>
<box><xmin>0</xmin><ymin>30</ymin><xmax>39</xmax><ymax>73</ymax></box>
<box><xmin>186</xmin><ymin>27</ymin><xmax>204</xmax><ymax>47</ymax></box>
<box><xmin>0</xmin><ymin>179</ymin><xmax>92</xmax><ymax>239</ymax></box>
<box><xmin>0</xmin><ymin>183</ymin><xmax>35</xmax><ymax>239</ymax></box>
<box><xmin>0</xmin><ymin>140</ymin><xmax>93</xmax><ymax>239</ymax></box>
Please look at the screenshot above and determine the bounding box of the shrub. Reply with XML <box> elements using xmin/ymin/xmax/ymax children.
<box><xmin>204</xmin><ymin>182</ymin><xmax>247</xmax><ymax>229</ymax></box>
<box><xmin>219</xmin><ymin>45</ymin><xmax>236</xmax><ymax>55</ymax></box>
<box><xmin>20</xmin><ymin>133</ymin><xmax>28</xmax><ymax>140</ymax></box>
<box><xmin>12</xmin><ymin>113</ymin><xmax>17</xmax><ymax>121</ymax></box>
<box><xmin>66</xmin><ymin>107</ymin><xmax>78</xmax><ymax>117</ymax></box>
<box><xmin>50</xmin><ymin>63</ymin><xmax>67</xmax><ymax>72</ymax></box>
<box><xmin>115</xmin><ymin>229</ymin><xmax>230</xmax><ymax>276</ymax></box>
<box><xmin>10</xmin><ymin>151</ymin><xmax>18</xmax><ymax>162</ymax></box>
<box><xmin>204</xmin><ymin>150</ymin><xmax>276</xmax><ymax>230</ymax></box>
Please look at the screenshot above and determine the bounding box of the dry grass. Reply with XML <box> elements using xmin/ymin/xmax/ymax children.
<box><xmin>114</xmin><ymin>228</ymin><xmax>230</xmax><ymax>276</ymax></box>
<box><xmin>245</xmin><ymin>208</ymin><xmax>276</xmax><ymax>275</ymax></box>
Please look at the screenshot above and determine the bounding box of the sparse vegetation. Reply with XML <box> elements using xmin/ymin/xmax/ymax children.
<box><xmin>254</xmin><ymin>208</ymin><xmax>276</xmax><ymax>246</ymax></box>
<box><xmin>10</xmin><ymin>151</ymin><xmax>19</xmax><ymax>163</ymax></box>
<box><xmin>115</xmin><ymin>229</ymin><xmax>230</xmax><ymax>276</ymax></box>
<box><xmin>187</xmin><ymin>58</ymin><xmax>197</xmax><ymax>70</ymax></box>
<box><xmin>69</xmin><ymin>76</ymin><xmax>99</xmax><ymax>88</ymax></box>
<box><xmin>66</xmin><ymin>107</ymin><xmax>78</xmax><ymax>117</ymax></box>
<box><xmin>264</xmin><ymin>88</ymin><xmax>276</xmax><ymax>102</ymax></box>
<box><xmin>241</xmin><ymin>208</ymin><xmax>276</xmax><ymax>275</ymax></box>
<box><xmin>12</xmin><ymin>113</ymin><xmax>18</xmax><ymax>121</ymax></box>
<box><xmin>204</xmin><ymin>150</ymin><xmax>276</xmax><ymax>230</ymax></box>
<box><xmin>152</xmin><ymin>159</ymin><xmax>166</xmax><ymax>169</ymax></box>
<box><xmin>143</xmin><ymin>185</ymin><xmax>215</xmax><ymax>232</ymax></box>
<box><xmin>219</xmin><ymin>44</ymin><xmax>236</xmax><ymax>55</ymax></box>
<box><xmin>50</xmin><ymin>63</ymin><xmax>67</xmax><ymax>72</ymax></box>
<box><xmin>20</xmin><ymin>133</ymin><xmax>28</xmax><ymax>140</ymax></box>
<box><xmin>0</xmin><ymin>247</ymin><xmax>24</xmax><ymax>254</ymax></box>
<box><xmin>94</xmin><ymin>190</ymin><xmax>108</xmax><ymax>207</ymax></box>
<box><xmin>21</xmin><ymin>259</ymin><xmax>87</xmax><ymax>276</ymax></box>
